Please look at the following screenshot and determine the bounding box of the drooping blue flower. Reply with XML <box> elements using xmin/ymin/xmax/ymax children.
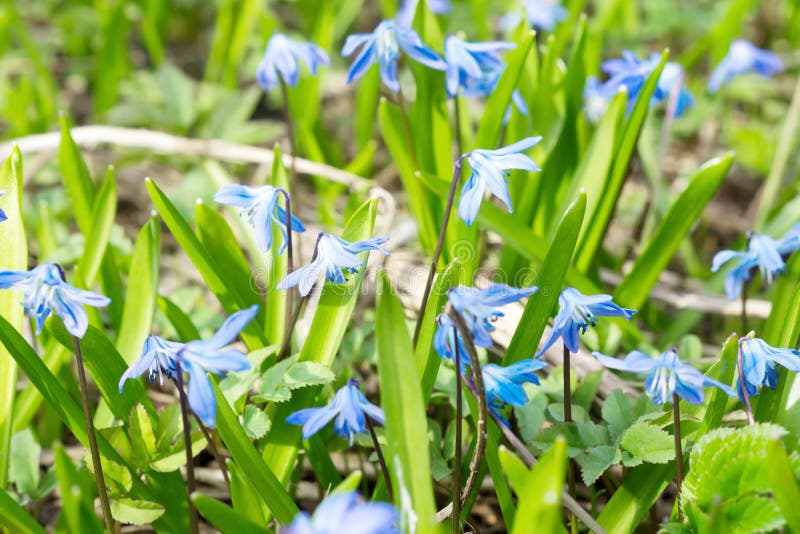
<box><xmin>708</xmin><ymin>39</ymin><xmax>783</xmax><ymax>94</ymax></box>
<box><xmin>483</xmin><ymin>359</ymin><xmax>547</xmax><ymax>426</ymax></box>
<box><xmin>711</xmin><ymin>223</ymin><xmax>800</xmax><ymax>300</ymax></box>
<box><xmin>459</xmin><ymin>68</ymin><xmax>529</xmax><ymax>123</ymax></box>
<box><xmin>738</xmin><ymin>337</ymin><xmax>800</xmax><ymax>399</ymax></box>
<box><xmin>443</xmin><ymin>35</ymin><xmax>514</xmax><ymax>97</ymax></box>
<box><xmin>458</xmin><ymin>137</ymin><xmax>542</xmax><ymax>226</ymax></box>
<box><xmin>0</xmin><ymin>263</ymin><xmax>110</xmax><ymax>338</ymax></box>
<box><xmin>286</xmin><ymin>379</ymin><xmax>385</xmax><ymax>445</ymax></box>
<box><xmin>593</xmin><ymin>348</ymin><xmax>736</xmax><ymax>405</ymax></box>
<box><xmin>277</xmin><ymin>233</ymin><xmax>389</xmax><ymax>297</ymax></box>
<box><xmin>656</xmin><ymin>60</ymin><xmax>694</xmax><ymax>117</ymax></box>
<box><xmin>433</xmin><ymin>314</ymin><xmax>470</xmax><ymax>373</ymax></box>
<box><xmin>256</xmin><ymin>32</ymin><xmax>329</xmax><ymax>90</ymax></box>
<box><xmin>342</xmin><ymin>19</ymin><xmax>447</xmax><ymax>93</ymax></box>
<box><xmin>448</xmin><ymin>283</ymin><xmax>538</xmax><ymax>348</ymax></box>
<box><xmin>119</xmin><ymin>305</ymin><xmax>257</xmax><ymax>427</ymax></box>
<box><xmin>283</xmin><ymin>491</ymin><xmax>399</xmax><ymax>534</ymax></box>
<box><xmin>583</xmin><ymin>76</ymin><xmax>616</xmax><ymax>123</ymax></box>
<box><xmin>0</xmin><ymin>190</ymin><xmax>6</xmax><ymax>223</ymax></box>
<box><xmin>537</xmin><ymin>287</ymin><xmax>635</xmax><ymax>356</ymax></box>
<box><xmin>523</xmin><ymin>0</ymin><xmax>568</xmax><ymax>31</ymax></box>
<box><xmin>214</xmin><ymin>184</ymin><xmax>306</xmax><ymax>254</ymax></box>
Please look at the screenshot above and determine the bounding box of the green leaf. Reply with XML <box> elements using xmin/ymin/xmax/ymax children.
<box><xmin>0</xmin><ymin>146</ymin><xmax>27</xmax><ymax>487</ymax></box>
<box><xmin>619</xmin><ymin>422</ymin><xmax>674</xmax><ymax>466</ymax></box>
<box><xmin>597</xmin><ymin>463</ymin><xmax>674</xmax><ymax>534</ymax></box>
<box><xmin>229</xmin><ymin>461</ymin><xmax>271</xmax><ymax>526</ymax></box>
<box><xmin>149</xmin><ymin>432</ymin><xmax>207</xmax><ymax>473</ymax></box>
<box><xmin>0</xmin><ymin>488</ymin><xmax>46</xmax><ymax>534</ymax></box>
<box><xmin>614</xmin><ymin>154</ymin><xmax>734</xmax><ymax>310</ymax></box>
<box><xmin>765</xmin><ymin>439</ymin><xmax>800</xmax><ymax>532</ymax></box>
<box><xmin>375</xmin><ymin>270</ymin><xmax>439</xmax><ymax>532</ymax></box>
<box><xmin>504</xmin><ymin>192</ymin><xmax>586</xmax><ymax>363</ymax></box>
<box><xmin>54</xmin><ymin>443</ymin><xmax>103</xmax><ymax>534</ymax></box>
<box><xmin>242</xmin><ymin>405</ymin><xmax>271</xmax><ymax>441</ymax></box>
<box><xmin>130</xmin><ymin>404</ymin><xmax>158</xmax><ymax>466</ymax></box>
<box><xmin>601</xmin><ymin>390</ymin><xmax>657</xmax><ymax>442</ymax></box>
<box><xmin>76</xmin><ymin>166</ymin><xmax>117</xmax><ymax>287</ymax></box>
<box><xmin>9</xmin><ymin>430</ymin><xmax>40</xmax><ymax>496</ymax></box>
<box><xmin>58</xmin><ymin>114</ymin><xmax>95</xmax><ymax>233</ymax></box>
<box><xmin>698</xmin><ymin>334</ymin><xmax>738</xmax><ymax>436</ymax></box>
<box><xmin>575</xmin><ymin>445</ymin><xmax>620</xmax><ymax>487</ymax></box>
<box><xmin>193</xmin><ymin>493</ymin><xmax>271</xmax><ymax>534</ymax></box>
<box><xmin>213</xmin><ymin>381</ymin><xmax>299</xmax><ymax>523</ymax></box>
<box><xmin>110</xmin><ymin>498</ymin><xmax>165</xmax><ymax>526</ymax></box>
<box><xmin>509</xmin><ymin>436</ymin><xmax>568</xmax><ymax>534</ymax></box>
<box><xmin>157</xmin><ymin>295</ymin><xmax>201</xmax><ymax>342</ymax></box>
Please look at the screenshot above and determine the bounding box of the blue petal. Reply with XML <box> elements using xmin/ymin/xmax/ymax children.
<box><xmin>457</xmin><ymin>173</ymin><xmax>485</xmax><ymax>226</ymax></box>
<box><xmin>287</xmin><ymin>405</ymin><xmax>339</xmax><ymax>439</ymax></box>
<box><xmin>184</xmin><ymin>359</ymin><xmax>217</xmax><ymax>427</ymax></box>
<box><xmin>189</xmin><ymin>305</ymin><xmax>258</xmax><ymax>352</ymax></box>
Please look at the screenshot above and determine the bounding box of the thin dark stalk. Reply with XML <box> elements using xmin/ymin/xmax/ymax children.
<box><xmin>453</xmin><ymin>94</ymin><xmax>463</xmax><ymax>157</ymax></box>
<box><xmin>365</xmin><ymin>416</ymin><xmax>393</xmax><ymax>502</ymax></box>
<box><xmin>741</xmin><ymin>279</ymin><xmax>750</xmax><ymax>338</ymax></box>
<box><xmin>737</xmin><ymin>340</ymin><xmax>755</xmax><ymax>425</ymax></box>
<box><xmin>279</xmin><ymin>79</ymin><xmax>297</xmax><ymax>183</ymax></box>
<box><xmin>192</xmin><ymin>412</ymin><xmax>229</xmax><ymax>488</ymax></box>
<box><xmin>73</xmin><ymin>336</ymin><xmax>114</xmax><ymax>533</ymax></box>
<box><xmin>279</xmin><ymin>293</ymin><xmax>311</xmax><ymax>361</ymax></box>
<box><xmin>449</xmin><ymin>312</ymin><xmax>607</xmax><ymax>534</ymax></box>
<box><xmin>278</xmin><ymin>189</ymin><xmax>295</xmax><ymax>361</ymax></box>
<box><xmin>452</xmin><ymin>324</ymin><xmax>463</xmax><ymax>533</ymax></box>
<box><xmin>413</xmin><ymin>158</ymin><xmax>464</xmax><ymax>346</ymax></box>
<box><xmin>175</xmin><ymin>356</ymin><xmax>199</xmax><ymax>534</ymax></box>
<box><xmin>563</xmin><ymin>343</ymin><xmax>577</xmax><ymax>534</ymax></box>
<box><xmin>672</xmin><ymin>393</ymin><xmax>684</xmax><ymax>522</ymax></box>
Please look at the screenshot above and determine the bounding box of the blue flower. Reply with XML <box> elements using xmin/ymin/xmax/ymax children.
<box><xmin>277</xmin><ymin>232</ymin><xmax>389</xmax><ymax>297</ymax></box>
<box><xmin>483</xmin><ymin>359</ymin><xmax>547</xmax><ymax>426</ymax></box>
<box><xmin>341</xmin><ymin>19</ymin><xmax>447</xmax><ymax>93</ymax></box>
<box><xmin>448</xmin><ymin>283</ymin><xmax>538</xmax><ymax>348</ymax></box>
<box><xmin>443</xmin><ymin>35</ymin><xmax>514</xmax><ymax>97</ymax></box>
<box><xmin>593</xmin><ymin>348</ymin><xmax>736</xmax><ymax>405</ymax></box>
<box><xmin>0</xmin><ymin>263</ymin><xmax>110</xmax><ymax>338</ymax></box>
<box><xmin>524</xmin><ymin>0</ymin><xmax>568</xmax><ymax>31</ymax></box>
<box><xmin>119</xmin><ymin>305</ymin><xmax>257</xmax><ymax>427</ymax></box>
<box><xmin>256</xmin><ymin>33</ymin><xmax>329</xmax><ymax>90</ymax></box>
<box><xmin>711</xmin><ymin>223</ymin><xmax>800</xmax><ymax>300</ymax></box>
<box><xmin>537</xmin><ymin>287</ymin><xmax>635</xmax><ymax>356</ymax></box>
<box><xmin>583</xmin><ymin>76</ymin><xmax>615</xmax><ymax>123</ymax></box>
<box><xmin>283</xmin><ymin>491</ymin><xmax>399</xmax><ymax>534</ymax></box>
<box><xmin>397</xmin><ymin>0</ymin><xmax>452</xmax><ymax>27</ymax></box>
<box><xmin>213</xmin><ymin>183</ymin><xmax>306</xmax><ymax>254</ymax></box>
<box><xmin>286</xmin><ymin>379</ymin><xmax>385</xmax><ymax>445</ymax></box>
<box><xmin>458</xmin><ymin>137</ymin><xmax>542</xmax><ymax>226</ymax></box>
<box><xmin>433</xmin><ymin>314</ymin><xmax>470</xmax><ymax>373</ymax></box>
<box><xmin>708</xmin><ymin>39</ymin><xmax>783</xmax><ymax>94</ymax></box>
<box><xmin>657</xmin><ymin>60</ymin><xmax>694</xmax><ymax>117</ymax></box>
<box><xmin>459</xmin><ymin>68</ymin><xmax>528</xmax><ymax>123</ymax></box>
<box><xmin>738</xmin><ymin>337</ymin><xmax>800</xmax><ymax>399</ymax></box>
<box><xmin>0</xmin><ymin>190</ymin><xmax>6</xmax><ymax>223</ymax></box>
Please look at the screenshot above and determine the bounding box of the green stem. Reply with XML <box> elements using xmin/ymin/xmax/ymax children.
<box><xmin>365</xmin><ymin>416</ymin><xmax>393</xmax><ymax>502</ymax></box>
<box><xmin>277</xmin><ymin>189</ymin><xmax>295</xmax><ymax>361</ymax></box>
<box><xmin>672</xmin><ymin>393</ymin><xmax>684</xmax><ymax>521</ymax></box>
<box><xmin>564</xmin><ymin>343</ymin><xmax>577</xmax><ymax>534</ymax></box>
<box><xmin>452</xmin><ymin>324</ymin><xmax>463</xmax><ymax>533</ymax></box>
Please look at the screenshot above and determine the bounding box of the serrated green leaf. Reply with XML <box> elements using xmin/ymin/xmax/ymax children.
<box><xmin>149</xmin><ymin>433</ymin><xmax>207</xmax><ymax>473</ymax></box>
<box><xmin>576</xmin><ymin>445</ymin><xmax>621</xmax><ymax>487</ymax></box>
<box><xmin>110</xmin><ymin>498</ymin><xmax>165</xmax><ymax>526</ymax></box>
<box><xmin>242</xmin><ymin>405</ymin><xmax>271</xmax><ymax>441</ymax></box>
<box><xmin>620</xmin><ymin>422</ymin><xmax>674</xmax><ymax>466</ymax></box>
<box><xmin>284</xmin><ymin>362</ymin><xmax>336</xmax><ymax>389</ymax></box>
<box><xmin>602</xmin><ymin>390</ymin><xmax>658</xmax><ymax>442</ymax></box>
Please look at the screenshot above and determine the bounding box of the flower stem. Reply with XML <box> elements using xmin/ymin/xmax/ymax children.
<box><xmin>563</xmin><ymin>343</ymin><xmax>577</xmax><ymax>534</ymax></box>
<box><xmin>279</xmin><ymin>79</ymin><xmax>297</xmax><ymax>183</ymax></box>
<box><xmin>278</xmin><ymin>189</ymin><xmax>295</xmax><ymax>361</ymax></box>
<box><xmin>73</xmin><ymin>335</ymin><xmax>114</xmax><ymax>533</ymax></box>
<box><xmin>740</xmin><ymin>279</ymin><xmax>750</xmax><ymax>338</ymax></box>
<box><xmin>737</xmin><ymin>340</ymin><xmax>755</xmax><ymax>425</ymax></box>
<box><xmin>365</xmin><ymin>415</ymin><xmax>393</xmax><ymax>502</ymax></box>
<box><xmin>174</xmin><ymin>356</ymin><xmax>199</xmax><ymax>534</ymax></box>
<box><xmin>192</xmin><ymin>413</ymin><xmax>229</xmax><ymax>488</ymax></box>
<box><xmin>672</xmin><ymin>393</ymin><xmax>684</xmax><ymax>521</ymax></box>
<box><xmin>453</xmin><ymin>94</ymin><xmax>463</xmax><ymax>158</ymax></box>
<box><xmin>413</xmin><ymin>158</ymin><xmax>464</xmax><ymax>346</ymax></box>
<box><xmin>452</xmin><ymin>324</ymin><xmax>463</xmax><ymax>533</ymax></box>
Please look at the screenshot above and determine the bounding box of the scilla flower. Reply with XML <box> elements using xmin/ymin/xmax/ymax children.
<box><xmin>523</xmin><ymin>0</ymin><xmax>568</xmax><ymax>31</ymax></box>
<box><xmin>448</xmin><ymin>283</ymin><xmax>538</xmax><ymax>348</ymax></box>
<box><xmin>256</xmin><ymin>33</ymin><xmax>329</xmax><ymax>90</ymax></box>
<box><xmin>0</xmin><ymin>190</ymin><xmax>6</xmax><ymax>222</ymax></box>
<box><xmin>443</xmin><ymin>35</ymin><xmax>514</xmax><ymax>97</ymax></box>
<box><xmin>593</xmin><ymin>348</ymin><xmax>736</xmax><ymax>405</ymax></box>
<box><xmin>738</xmin><ymin>337</ymin><xmax>800</xmax><ymax>399</ymax></box>
<box><xmin>708</xmin><ymin>39</ymin><xmax>783</xmax><ymax>94</ymax></box>
<box><xmin>712</xmin><ymin>223</ymin><xmax>800</xmax><ymax>300</ymax></box>
<box><xmin>286</xmin><ymin>379</ymin><xmax>384</xmax><ymax>445</ymax></box>
<box><xmin>119</xmin><ymin>305</ymin><xmax>257</xmax><ymax>427</ymax></box>
<box><xmin>278</xmin><ymin>233</ymin><xmax>389</xmax><ymax>297</ymax></box>
<box><xmin>460</xmin><ymin>68</ymin><xmax>528</xmax><ymax>123</ymax></box>
<box><xmin>537</xmin><ymin>287</ymin><xmax>635</xmax><ymax>356</ymax></box>
<box><xmin>433</xmin><ymin>314</ymin><xmax>470</xmax><ymax>373</ymax></box>
<box><xmin>483</xmin><ymin>359</ymin><xmax>547</xmax><ymax>426</ymax></box>
<box><xmin>458</xmin><ymin>137</ymin><xmax>542</xmax><ymax>226</ymax></box>
<box><xmin>0</xmin><ymin>263</ymin><xmax>110</xmax><ymax>338</ymax></box>
<box><xmin>583</xmin><ymin>76</ymin><xmax>615</xmax><ymax>122</ymax></box>
<box><xmin>214</xmin><ymin>183</ymin><xmax>306</xmax><ymax>254</ymax></box>
<box><xmin>656</xmin><ymin>61</ymin><xmax>694</xmax><ymax>117</ymax></box>
<box><xmin>341</xmin><ymin>19</ymin><xmax>446</xmax><ymax>93</ymax></box>
<box><xmin>283</xmin><ymin>491</ymin><xmax>399</xmax><ymax>534</ymax></box>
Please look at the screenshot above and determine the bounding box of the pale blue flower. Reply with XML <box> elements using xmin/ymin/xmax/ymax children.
<box><xmin>583</xmin><ymin>76</ymin><xmax>615</xmax><ymax>123</ymax></box>
<box><xmin>444</xmin><ymin>35</ymin><xmax>514</xmax><ymax>97</ymax></box>
<box><xmin>708</xmin><ymin>39</ymin><xmax>783</xmax><ymax>94</ymax></box>
<box><xmin>458</xmin><ymin>137</ymin><xmax>542</xmax><ymax>226</ymax></box>
<box><xmin>537</xmin><ymin>287</ymin><xmax>635</xmax><ymax>356</ymax></box>
<box><xmin>119</xmin><ymin>306</ymin><xmax>257</xmax><ymax>427</ymax></box>
<box><xmin>0</xmin><ymin>263</ymin><xmax>110</xmax><ymax>338</ymax></box>
<box><xmin>712</xmin><ymin>223</ymin><xmax>800</xmax><ymax>300</ymax></box>
<box><xmin>593</xmin><ymin>348</ymin><xmax>736</xmax><ymax>405</ymax></box>
<box><xmin>277</xmin><ymin>233</ymin><xmax>389</xmax><ymax>297</ymax></box>
<box><xmin>286</xmin><ymin>379</ymin><xmax>385</xmax><ymax>445</ymax></box>
<box><xmin>657</xmin><ymin>60</ymin><xmax>694</xmax><ymax>117</ymax></box>
<box><xmin>256</xmin><ymin>33</ymin><xmax>329</xmax><ymax>90</ymax></box>
<box><xmin>448</xmin><ymin>283</ymin><xmax>538</xmax><ymax>348</ymax></box>
<box><xmin>0</xmin><ymin>190</ymin><xmax>6</xmax><ymax>223</ymax></box>
<box><xmin>433</xmin><ymin>314</ymin><xmax>470</xmax><ymax>373</ymax></box>
<box><xmin>214</xmin><ymin>184</ymin><xmax>306</xmax><ymax>253</ymax></box>
<box><xmin>460</xmin><ymin>68</ymin><xmax>528</xmax><ymax>123</ymax></box>
<box><xmin>483</xmin><ymin>359</ymin><xmax>547</xmax><ymax>426</ymax></box>
<box><xmin>283</xmin><ymin>491</ymin><xmax>399</xmax><ymax>534</ymax></box>
<box><xmin>738</xmin><ymin>337</ymin><xmax>800</xmax><ymax>399</ymax></box>
<box><xmin>524</xmin><ymin>0</ymin><xmax>568</xmax><ymax>31</ymax></box>
<box><xmin>397</xmin><ymin>0</ymin><xmax>452</xmax><ymax>27</ymax></box>
<box><xmin>342</xmin><ymin>19</ymin><xmax>447</xmax><ymax>93</ymax></box>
